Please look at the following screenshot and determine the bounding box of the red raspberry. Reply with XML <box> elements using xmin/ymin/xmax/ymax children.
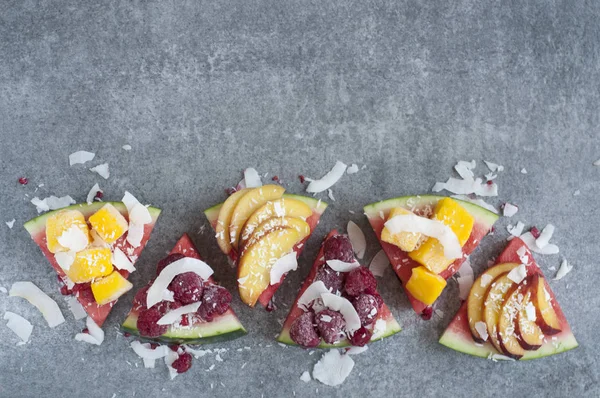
<box><xmin>169</xmin><ymin>273</ymin><xmax>204</xmax><ymax>305</ymax></box>
<box><xmin>18</xmin><ymin>177</ymin><xmax>28</xmax><ymax>185</ymax></box>
<box><xmin>136</xmin><ymin>307</ymin><xmax>168</xmax><ymax>338</ymax></box>
<box><xmin>352</xmin><ymin>294</ymin><xmax>379</xmax><ymax>326</ymax></box>
<box><xmin>172</xmin><ymin>352</ymin><xmax>193</xmax><ymax>373</ymax></box>
<box><xmin>315</xmin><ymin>309</ymin><xmax>346</xmax><ymax>344</ymax></box>
<box><xmin>349</xmin><ymin>326</ymin><xmax>372</xmax><ymax>347</ymax></box>
<box><xmin>289</xmin><ymin>312</ymin><xmax>320</xmax><ymax>348</ymax></box>
<box><xmin>132</xmin><ymin>284</ymin><xmax>151</xmax><ymax>311</ymax></box>
<box><xmin>323</xmin><ymin>235</ymin><xmax>355</xmax><ymax>263</ymax></box>
<box><xmin>344</xmin><ymin>267</ymin><xmax>377</xmax><ymax>297</ymax></box>
<box><xmin>94</xmin><ymin>191</ymin><xmax>104</xmax><ymax>201</ymax></box>
<box><xmin>156</xmin><ymin>253</ymin><xmax>186</xmax><ymax>275</ymax></box>
<box><xmin>315</xmin><ymin>264</ymin><xmax>345</xmax><ymax>294</ymax></box>
<box><xmin>421</xmin><ymin>306</ymin><xmax>433</xmax><ymax>320</ymax></box>
<box><xmin>197</xmin><ymin>284</ymin><xmax>232</xmax><ymax>321</ymax></box>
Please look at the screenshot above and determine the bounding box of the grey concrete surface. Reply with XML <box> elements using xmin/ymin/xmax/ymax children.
<box><xmin>1</xmin><ymin>1</ymin><xmax>599</xmax><ymax>397</ymax></box>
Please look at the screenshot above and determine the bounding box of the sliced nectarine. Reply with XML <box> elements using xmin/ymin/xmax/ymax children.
<box><xmin>497</xmin><ymin>284</ymin><xmax>526</xmax><ymax>359</ymax></box>
<box><xmin>215</xmin><ymin>188</ymin><xmax>251</xmax><ymax>255</ymax></box>
<box><xmin>531</xmin><ymin>273</ymin><xmax>562</xmax><ymax>335</ymax></box>
<box><xmin>483</xmin><ymin>273</ymin><xmax>515</xmax><ymax>353</ymax></box>
<box><xmin>515</xmin><ymin>290</ymin><xmax>543</xmax><ymax>351</ymax></box>
<box><xmin>468</xmin><ymin>262</ymin><xmax>519</xmax><ymax>342</ymax></box>
<box><xmin>239</xmin><ymin>216</ymin><xmax>310</xmax><ymax>255</ymax></box>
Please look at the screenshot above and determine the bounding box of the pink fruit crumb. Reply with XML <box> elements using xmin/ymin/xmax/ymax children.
<box><xmin>530</xmin><ymin>227</ymin><xmax>541</xmax><ymax>239</ymax></box>
<box><xmin>421</xmin><ymin>306</ymin><xmax>433</xmax><ymax>320</ymax></box>
<box><xmin>271</xmin><ymin>175</ymin><xmax>279</xmax><ymax>182</ymax></box>
<box><xmin>225</xmin><ymin>187</ymin><xmax>237</xmax><ymax>196</ymax></box>
<box><xmin>298</xmin><ymin>175</ymin><xmax>306</xmax><ymax>183</ymax></box>
<box><xmin>94</xmin><ymin>191</ymin><xmax>103</xmax><ymax>201</ymax></box>
<box><xmin>18</xmin><ymin>177</ymin><xmax>28</xmax><ymax>185</ymax></box>
<box><xmin>172</xmin><ymin>352</ymin><xmax>193</xmax><ymax>373</ymax></box>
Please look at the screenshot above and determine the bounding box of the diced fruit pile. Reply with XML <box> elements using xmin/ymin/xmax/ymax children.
<box><xmin>205</xmin><ymin>186</ymin><xmax>327</xmax><ymax>307</ymax></box>
<box><xmin>279</xmin><ymin>233</ymin><xmax>401</xmax><ymax>348</ymax></box>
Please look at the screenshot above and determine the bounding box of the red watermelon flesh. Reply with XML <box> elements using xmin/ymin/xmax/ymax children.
<box><xmin>364</xmin><ymin>195</ymin><xmax>499</xmax><ymax>316</ymax></box>
<box><xmin>439</xmin><ymin>238</ymin><xmax>578</xmax><ymax>360</ymax></box>
<box><xmin>24</xmin><ymin>202</ymin><xmax>161</xmax><ymax>327</ymax></box>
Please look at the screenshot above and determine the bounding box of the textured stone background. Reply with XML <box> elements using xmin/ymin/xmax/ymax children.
<box><xmin>0</xmin><ymin>1</ymin><xmax>599</xmax><ymax>397</ymax></box>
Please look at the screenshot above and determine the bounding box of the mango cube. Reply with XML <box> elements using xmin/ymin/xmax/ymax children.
<box><xmin>88</xmin><ymin>204</ymin><xmax>129</xmax><ymax>244</ymax></box>
<box><xmin>405</xmin><ymin>266</ymin><xmax>447</xmax><ymax>305</ymax></box>
<box><xmin>46</xmin><ymin>210</ymin><xmax>90</xmax><ymax>253</ymax></box>
<box><xmin>381</xmin><ymin>207</ymin><xmax>422</xmax><ymax>252</ymax></box>
<box><xmin>91</xmin><ymin>271</ymin><xmax>133</xmax><ymax>305</ymax></box>
<box><xmin>408</xmin><ymin>198</ymin><xmax>474</xmax><ymax>274</ymax></box>
<box><xmin>65</xmin><ymin>247</ymin><xmax>113</xmax><ymax>283</ymax></box>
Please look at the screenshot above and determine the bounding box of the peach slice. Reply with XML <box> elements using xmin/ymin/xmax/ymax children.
<box><xmin>497</xmin><ymin>284</ymin><xmax>526</xmax><ymax>359</ymax></box>
<box><xmin>531</xmin><ymin>273</ymin><xmax>562</xmax><ymax>335</ymax></box>
<box><xmin>239</xmin><ymin>216</ymin><xmax>310</xmax><ymax>256</ymax></box>
<box><xmin>215</xmin><ymin>188</ymin><xmax>251</xmax><ymax>255</ymax></box>
<box><xmin>483</xmin><ymin>273</ymin><xmax>515</xmax><ymax>353</ymax></box>
<box><xmin>515</xmin><ymin>290</ymin><xmax>543</xmax><ymax>351</ymax></box>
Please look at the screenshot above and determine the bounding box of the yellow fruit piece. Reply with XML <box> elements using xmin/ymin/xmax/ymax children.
<box><xmin>91</xmin><ymin>271</ymin><xmax>133</xmax><ymax>305</ymax></box>
<box><xmin>405</xmin><ymin>266</ymin><xmax>447</xmax><ymax>305</ymax></box>
<box><xmin>215</xmin><ymin>189</ymin><xmax>251</xmax><ymax>255</ymax></box>
<box><xmin>45</xmin><ymin>210</ymin><xmax>90</xmax><ymax>253</ymax></box>
<box><xmin>381</xmin><ymin>207</ymin><xmax>422</xmax><ymax>252</ymax></box>
<box><xmin>88</xmin><ymin>203</ymin><xmax>129</xmax><ymax>244</ymax></box>
<box><xmin>240</xmin><ymin>216</ymin><xmax>311</xmax><ymax>255</ymax></box>
<box><xmin>65</xmin><ymin>248</ymin><xmax>113</xmax><ymax>283</ymax></box>
<box><xmin>408</xmin><ymin>198</ymin><xmax>474</xmax><ymax>274</ymax></box>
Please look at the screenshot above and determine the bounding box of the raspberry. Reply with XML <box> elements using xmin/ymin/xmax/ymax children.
<box><xmin>421</xmin><ymin>306</ymin><xmax>433</xmax><ymax>320</ymax></box>
<box><xmin>156</xmin><ymin>253</ymin><xmax>186</xmax><ymax>275</ymax></box>
<box><xmin>349</xmin><ymin>326</ymin><xmax>372</xmax><ymax>347</ymax></box>
<box><xmin>314</xmin><ymin>264</ymin><xmax>345</xmax><ymax>294</ymax></box>
<box><xmin>344</xmin><ymin>267</ymin><xmax>377</xmax><ymax>297</ymax></box>
<box><xmin>298</xmin><ymin>175</ymin><xmax>306</xmax><ymax>183</ymax></box>
<box><xmin>18</xmin><ymin>177</ymin><xmax>28</xmax><ymax>185</ymax></box>
<box><xmin>323</xmin><ymin>235</ymin><xmax>355</xmax><ymax>263</ymax></box>
<box><xmin>169</xmin><ymin>273</ymin><xmax>204</xmax><ymax>305</ymax></box>
<box><xmin>289</xmin><ymin>312</ymin><xmax>320</xmax><ymax>348</ymax></box>
<box><xmin>352</xmin><ymin>294</ymin><xmax>379</xmax><ymax>326</ymax></box>
<box><xmin>136</xmin><ymin>307</ymin><xmax>168</xmax><ymax>338</ymax></box>
<box><xmin>172</xmin><ymin>352</ymin><xmax>193</xmax><ymax>373</ymax></box>
<box><xmin>315</xmin><ymin>309</ymin><xmax>346</xmax><ymax>344</ymax></box>
<box><xmin>197</xmin><ymin>284</ymin><xmax>232</xmax><ymax>321</ymax></box>
<box><xmin>530</xmin><ymin>227</ymin><xmax>541</xmax><ymax>239</ymax></box>
<box><xmin>132</xmin><ymin>284</ymin><xmax>151</xmax><ymax>311</ymax></box>
<box><xmin>94</xmin><ymin>191</ymin><xmax>103</xmax><ymax>201</ymax></box>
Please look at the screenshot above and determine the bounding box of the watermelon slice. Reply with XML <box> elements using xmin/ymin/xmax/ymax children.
<box><xmin>24</xmin><ymin>202</ymin><xmax>161</xmax><ymax>327</ymax></box>
<box><xmin>277</xmin><ymin>230</ymin><xmax>401</xmax><ymax>348</ymax></box>
<box><xmin>121</xmin><ymin>233</ymin><xmax>246</xmax><ymax>345</ymax></box>
<box><xmin>364</xmin><ymin>195</ymin><xmax>499</xmax><ymax>315</ymax></box>
<box><xmin>439</xmin><ymin>238</ymin><xmax>578</xmax><ymax>359</ymax></box>
<box><xmin>205</xmin><ymin>193</ymin><xmax>327</xmax><ymax>308</ymax></box>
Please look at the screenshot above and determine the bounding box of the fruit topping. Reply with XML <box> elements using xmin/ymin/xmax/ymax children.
<box><xmin>420</xmin><ymin>306</ymin><xmax>434</xmax><ymax>320</ymax></box>
<box><xmin>315</xmin><ymin>309</ymin><xmax>346</xmax><ymax>344</ymax></box>
<box><xmin>156</xmin><ymin>253</ymin><xmax>186</xmax><ymax>275</ymax></box>
<box><xmin>91</xmin><ymin>270</ymin><xmax>133</xmax><ymax>305</ymax></box>
<box><xmin>352</xmin><ymin>294</ymin><xmax>379</xmax><ymax>326</ymax></box>
<box><xmin>497</xmin><ymin>284</ymin><xmax>526</xmax><ymax>359</ymax></box>
<box><xmin>405</xmin><ymin>266</ymin><xmax>447</xmax><ymax>306</ymax></box>
<box><xmin>289</xmin><ymin>311</ymin><xmax>320</xmax><ymax>348</ymax></box>
<box><xmin>349</xmin><ymin>326</ymin><xmax>372</xmax><ymax>347</ymax></box>
<box><xmin>171</xmin><ymin>352</ymin><xmax>193</xmax><ymax>373</ymax></box>
<box><xmin>381</xmin><ymin>207</ymin><xmax>423</xmax><ymax>251</ymax></box>
<box><xmin>88</xmin><ymin>203</ymin><xmax>129</xmax><ymax>244</ymax></box>
<box><xmin>169</xmin><ymin>273</ymin><xmax>204</xmax><ymax>305</ymax></box>
<box><xmin>320</xmin><ymin>293</ymin><xmax>361</xmax><ymax>333</ymax></box>
<box><xmin>323</xmin><ymin>234</ymin><xmax>355</xmax><ymax>263</ymax></box>
<box><xmin>515</xmin><ymin>291</ymin><xmax>544</xmax><ymax>350</ymax></box>
<box><xmin>269</xmin><ymin>252</ymin><xmax>298</xmax><ymax>285</ymax></box>
<box><xmin>315</xmin><ymin>264</ymin><xmax>345</xmax><ymax>294</ymax></box>
<box><xmin>65</xmin><ymin>248</ymin><xmax>113</xmax><ymax>283</ymax></box>
<box><xmin>46</xmin><ymin>209</ymin><xmax>90</xmax><ymax>253</ymax></box>
<box><xmin>197</xmin><ymin>284</ymin><xmax>232</xmax><ymax>321</ymax></box>
<box><xmin>344</xmin><ymin>267</ymin><xmax>377</xmax><ymax>297</ymax></box>
<box><xmin>18</xmin><ymin>177</ymin><xmax>28</xmax><ymax>185</ymax></box>
<box><xmin>9</xmin><ymin>281</ymin><xmax>65</xmax><ymax>328</ymax></box>
<box><xmin>531</xmin><ymin>274</ymin><xmax>561</xmax><ymax>335</ymax></box>
<box><xmin>346</xmin><ymin>221</ymin><xmax>366</xmax><ymax>259</ymax></box>
<box><xmin>133</xmin><ymin>284</ymin><xmax>151</xmax><ymax>311</ymax></box>
<box><xmin>137</xmin><ymin>307</ymin><xmax>169</xmax><ymax>338</ymax></box>
<box><xmin>483</xmin><ymin>274</ymin><xmax>515</xmax><ymax>352</ymax></box>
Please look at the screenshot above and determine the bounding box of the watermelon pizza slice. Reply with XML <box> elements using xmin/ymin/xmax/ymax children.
<box><xmin>121</xmin><ymin>233</ymin><xmax>246</xmax><ymax>345</ymax></box>
<box><xmin>204</xmin><ymin>186</ymin><xmax>327</xmax><ymax>308</ymax></box>
<box><xmin>24</xmin><ymin>194</ymin><xmax>160</xmax><ymax>327</ymax></box>
<box><xmin>277</xmin><ymin>230</ymin><xmax>401</xmax><ymax>348</ymax></box>
<box><xmin>439</xmin><ymin>237</ymin><xmax>578</xmax><ymax>360</ymax></box>
<box><xmin>364</xmin><ymin>195</ymin><xmax>499</xmax><ymax>317</ymax></box>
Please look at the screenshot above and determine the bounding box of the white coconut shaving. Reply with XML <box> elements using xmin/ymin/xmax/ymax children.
<box><xmin>57</xmin><ymin>225</ymin><xmax>89</xmax><ymax>252</ymax></box>
<box><xmin>69</xmin><ymin>150</ymin><xmax>95</xmax><ymax>166</ymax></box>
<box><xmin>525</xmin><ymin>302</ymin><xmax>537</xmax><ymax>321</ymax></box>
<box><xmin>320</xmin><ymin>293</ymin><xmax>361</xmax><ymax>333</ymax></box>
<box><xmin>243</xmin><ymin>168</ymin><xmax>262</xmax><ymax>188</ymax></box>
<box><xmin>535</xmin><ymin>224</ymin><xmax>555</xmax><ymax>249</ymax></box>
<box><xmin>9</xmin><ymin>282</ymin><xmax>65</xmax><ymax>327</ymax></box>
<box><xmin>129</xmin><ymin>203</ymin><xmax>152</xmax><ymax>225</ymax></box>
<box><xmin>433</xmin><ymin>178</ymin><xmax>498</xmax><ymax>197</ymax></box>
<box><xmin>4</xmin><ymin>312</ymin><xmax>33</xmax><ymax>343</ymax></box>
<box><xmin>520</xmin><ymin>232</ymin><xmax>559</xmax><ymax>255</ymax></box>
<box><xmin>54</xmin><ymin>251</ymin><xmax>75</xmax><ymax>271</ymax></box>
<box><xmin>346</xmin><ymin>345</ymin><xmax>368</xmax><ymax>355</ymax></box>
<box><xmin>158</xmin><ymin>302</ymin><xmax>202</xmax><ymax>325</ymax></box>
<box><xmin>507</xmin><ymin>264</ymin><xmax>527</xmax><ymax>284</ymax></box>
<box><xmin>306</xmin><ymin>161</ymin><xmax>347</xmax><ymax>193</ymax></box>
<box><xmin>86</xmin><ymin>183</ymin><xmax>102</xmax><ymax>204</ymax></box>
<box><xmin>327</xmin><ymin>189</ymin><xmax>335</xmax><ymax>202</ymax></box>
<box><xmin>31</xmin><ymin>195</ymin><xmax>75</xmax><ymax>213</ymax></box>
<box><xmin>300</xmin><ymin>371</ymin><xmax>311</xmax><ymax>382</ymax></box>
<box><xmin>454</xmin><ymin>160</ymin><xmax>476</xmax><ymax>180</ymax></box>
<box><xmin>347</xmin><ymin>221</ymin><xmax>366</xmax><ymax>259</ymax></box>
<box><xmin>485</xmin><ymin>172</ymin><xmax>497</xmax><ymax>181</ymax></box>
<box><xmin>451</xmin><ymin>195</ymin><xmax>498</xmax><ymax>214</ymax></box>
<box><xmin>183</xmin><ymin>345</ymin><xmax>211</xmax><ymax>358</ymax></box>
<box><xmin>297</xmin><ymin>281</ymin><xmax>330</xmax><ymax>309</ymax></box>
<box><xmin>456</xmin><ymin>258</ymin><xmax>474</xmax><ymax>300</ymax></box>
<box><xmin>326</xmin><ymin>259</ymin><xmax>361</xmax><ymax>273</ymax></box>
<box><xmin>165</xmin><ymin>350</ymin><xmax>180</xmax><ymax>380</ymax></box>
<box><xmin>516</xmin><ymin>246</ymin><xmax>530</xmax><ymax>265</ymax></box>
<box><xmin>112</xmin><ymin>248</ymin><xmax>136</xmax><ymax>272</ymax></box>
<box><xmin>480</xmin><ymin>274</ymin><xmax>493</xmax><ymax>287</ymax></box>
<box><xmin>346</xmin><ymin>164</ymin><xmax>359</xmax><ymax>174</ymax></box>
<box><xmin>126</xmin><ymin>223</ymin><xmax>144</xmax><ymax>248</ymax></box>
<box><xmin>6</xmin><ymin>219</ymin><xmax>15</xmax><ymax>229</ymax></box>
<box><xmin>368</xmin><ymin>250</ymin><xmax>389</xmax><ymax>277</ymax></box>
<box><xmin>270</xmin><ymin>252</ymin><xmax>298</xmax><ymax>285</ymax></box>
<box><xmin>131</xmin><ymin>341</ymin><xmax>170</xmax><ymax>369</ymax></box>
<box><xmin>503</xmin><ymin>203</ymin><xmax>518</xmax><ymax>217</ymax></box>
<box><xmin>75</xmin><ymin>317</ymin><xmax>104</xmax><ymax>345</ymax></box>
<box><xmin>65</xmin><ymin>296</ymin><xmax>87</xmax><ymax>320</ymax></box>
<box><xmin>488</xmin><ymin>353</ymin><xmax>516</xmax><ymax>362</ymax></box>
<box><xmin>90</xmin><ymin>163</ymin><xmax>110</xmax><ymax>179</ymax></box>
<box><xmin>312</xmin><ymin>349</ymin><xmax>355</xmax><ymax>386</ymax></box>
<box><xmin>385</xmin><ymin>214</ymin><xmax>462</xmax><ymax>259</ymax></box>
<box><xmin>122</xmin><ymin>144</ymin><xmax>132</xmax><ymax>151</ymax></box>
<box><xmin>507</xmin><ymin>221</ymin><xmax>525</xmax><ymax>237</ymax></box>
<box><xmin>484</xmin><ymin>161</ymin><xmax>504</xmax><ymax>172</ymax></box>
<box><xmin>474</xmin><ymin>321</ymin><xmax>489</xmax><ymax>341</ymax></box>
<box><xmin>553</xmin><ymin>259</ymin><xmax>572</xmax><ymax>281</ymax></box>
<box><xmin>521</xmin><ymin>168</ymin><xmax>527</xmax><ymax>174</ymax></box>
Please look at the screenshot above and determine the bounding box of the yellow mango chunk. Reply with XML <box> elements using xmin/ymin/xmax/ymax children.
<box><xmin>381</xmin><ymin>207</ymin><xmax>422</xmax><ymax>252</ymax></box>
<box><xmin>405</xmin><ymin>266</ymin><xmax>447</xmax><ymax>305</ymax></box>
<box><xmin>45</xmin><ymin>210</ymin><xmax>90</xmax><ymax>253</ymax></box>
<box><xmin>65</xmin><ymin>248</ymin><xmax>113</xmax><ymax>283</ymax></box>
<box><xmin>88</xmin><ymin>204</ymin><xmax>129</xmax><ymax>244</ymax></box>
<box><xmin>91</xmin><ymin>271</ymin><xmax>133</xmax><ymax>305</ymax></box>
<box><xmin>408</xmin><ymin>198</ymin><xmax>474</xmax><ymax>274</ymax></box>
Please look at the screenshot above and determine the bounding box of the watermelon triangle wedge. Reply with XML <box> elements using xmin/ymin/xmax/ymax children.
<box><xmin>364</xmin><ymin>195</ymin><xmax>499</xmax><ymax>316</ymax></box>
<box><xmin>439</xmin><ymin>237</ymin><xmax>578</xmax><ymax>360</ymax></box>
<box><xmin>23</xmin><ymin>202</ymin><xmax>161</xmax><ymax>327</ymax></box>
<box><xmin>277</xmin><ymin>230</ymin><xmax>401</xmax><ymax>348</ymax></box>
<box><xmin>204</xmin><ymin>192</ymin><xmax>327</xmax><ymax>308</ymax></box>
<box><xmin>121</xmin><ymin>233</ymin><xmax>246</xmax><ymax>345</ymax></box>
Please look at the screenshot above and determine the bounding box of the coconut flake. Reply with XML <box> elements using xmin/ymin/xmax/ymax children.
<box><xmin>520</xmin><ymin>168</ymin><xmax>527</xmax><ymax>174</ymax></box>
<box><xmin>69</xmin><ymin>151</ymin><xmax>95</xmax><ymax>166</ymax></box>
<box><xmin>507</xmin><ymin>264</ymin><xmax>527</xmax><ymax>284</ymax></box>
<box><xmin>131</xmin><ymin>341</ymin><xmax>170</xmax><ymax>360</ymax></box>
<box><xmin>65</xmin><ymin>296</ymin><xmax>87</xmax><ymax>320</ymax></box>
<box><xmin>327</xmin><ymin>189</ymin><xmax>335</xmax><ymax>201</ymax></box>
<box><xmin>147</xmin><ymin>258</ymin><xmax>214</xmax><ymax>308</ymax></box>
<box><xmin>306</xmin><ymin>161</ymin><xmax>347</xmax><ymax>193</ymax></box>
<box><xmin>86</xmin><ymin>183</ymin><xmax>102</xmax><ymax>204</ymax></box>
<box><xmin>90</xmin><ymin>163</ymin><xmax>110</xmax><ymax>179</ymax></box>
<box><xmin>126</xmin><ymin>223</ymin><xmax>144</xmax><ymax>248</ymax></box>
<box><xmin>525</xmin><ymin>302</ymin><xmax>537</xmax><ymax>321</ymax></box>
<box><xmin>183</xmin><ymin>345</ymin><xmax>211</xmax><ymax>358</ymax></box>
<box><xmin>75</xmin><ymin>317</ymin><xmax>104</xmax><ymax>345</ymax></box>
<box><xmin>300</xmin><ymin>371</ymin><xmax>311</xmax><ymax>382</ymax></box>
<box><xmin>9</xmin><ymin>282</ymin><xmax>65</xmax><ymax>327</ymax></box>
<box><xmin>503</xmin><ymin>203</ymin><xmax>518</xmax><ymax>217</ymax></box>
<box><xmin>243</xmin><ymin>168</ymin><xmax>262</xmax><ymax>188</ymax></box>
<box><xmin>489</xmin><ymin>353</ymin><xmax>516</xmax><ymax>362</ymax></box>
<box><xmin>165</xmin><ymin>350</ymin><xmax>180</xmax><ymax>380</ymax></box>
<box><xmin>270</xmin><ymin>252</ymin><xmax>298</xmax><ymax>285</ymax></box>
<box><xmin>31</xmin><ymin>197</ymin><xmax>50</xmax><ymax>213</ymax></box>
<box><xmin>371</xmin><ymin>318</ymin><xmax>387</xmax><ymax>339</ymax></box>
<box><xmin>368</xmin><ymin>250</ymin><xmax>389</xmax><ymax>277</ymax></box>
<box><xmin>158</xmin><ymin>302</ymin><xmax>201</xmax><ymax>326</ymax></box>
<box><xmin>385</xmin><ymin>214</ymin><xmax>462</xmax><ymax>259</ymax></box>
<box><xmin>312</xmin><ymin>349</ymin><xmax>354</xmax><ymax>386</ymax></box>
<box><xmin>484</xmin><ymin>161</ymin><xmax>504</xmax><ymax>172</ymax></box>
<box><xmin>297</xmin><ymin>281</ymin><xmax>330</xmax><ymax>309</ymax></box>
<box><xmin>122</xmin><ymin>144</ymin><xmax>132</xmax><ymax>151</ymax></box>
<box><xmin>129</xmin><ymin>203</ymin><xmax>152</xmax><ymax>225</ymax></box>
<box><xmin>451</xmin><ymin>195</ymin><xmax>498</xmax><ymax>214</ymax></box>
<box><xmin>346</xmin><ymin>164</ymin><xmax>359</xmax><ymax>174</ymax></box>
<box><xmin>320</xmin><ymin>293</ymin><xmax>361</xmax><ymax>333</ymax></box>
<box><xmin>516</xmin><ymin>246</ymin><xmax>530</xmax><ymax>265</ymax></box>
<box><xmin>31</xmin><ymin>195</ymin><xmax>76</xmax><ymax>213</ymax></box>
<box><xmin>346</xmin><ymin>345</ymin><xmax>368</xmax><ymax>355</ymax></box>
<box><xmin>535</xmin><ymin>224</ymin><xmax>555</xmax><ymax>249</ymax></box>
<box><xmin>480</xmin><ymin>274</ymin><xmax>493</xmax><ymax>287</ymax></box>
<box><xmin>454</xmin><ymin>160</ymin><xmax>476</xmax><ymax>180</ymax></box>
<box><xmin>456</xmin><ymin>258</ymin><xmax>474</xmax><ymax>300</ymax></box>
<box><xmin>57</xmin><ymin>226</ymin><xmax>89</xmax><ymax>252</ymax></box>
<box><xmin>554</xmin><ymin>259</ymin><xmax>572</xmax><ymax>281</ymax></box>
<box><xmin>326</xmin><ymin>259</ymin><xmax>361</xmax><ymax>273</ymax></box>
<box><xmin>112</xmin><ymin>248</ymin><xmax>136</xmax><ymax>272</ymax></box>
<box><xmin>4</xmin><ymin>312</ymin><xmax>33</xmax><ymax>343</ymax></box>
<box><xmin>520</xmin><ymin>232</ymin><xmax>559</xmax><ymax>255</ymax></box>
<box><xmin>122</xmin><ymin>191</ymin><xmax>141</xmax><ymax>212</ymax></box>
<box><xmin>507</xmin><ymin>221</ymin><xmax>525</xmax><ymax>237</ymax></box>
<box><xmin>54</xmin><ymin>251</ymin><xmax>76</xmax><ymax>271</ymax></box>
<box><xmin>347</xmin><ymin>221</ymin><xmax>366</xmax><ymax>259</ymax></box>
<box><xmin>6</xmin><ymin>219</ymin><xmax>15</xmax><ymax>229</ymax></box>
<box><xmin>474</xmin><ymin>321</ymin><xmax>489</xmax><ymax>341</ymax></box>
